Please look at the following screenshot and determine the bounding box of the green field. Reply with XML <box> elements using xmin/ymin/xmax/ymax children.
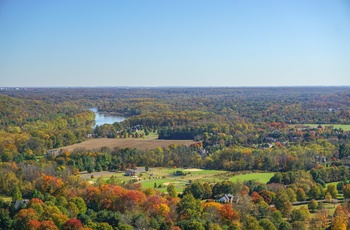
<box><xmin>295</xmin><ymin>202</ymin><xmax>340</xmax><ymax>219</ymax></box>
<box><xmin>139</xmin><ymin>168</ymin><xmax>230</xmax><ymax>192</ymax></box>
<box><xmin>326</xmin><ymin>182</ymin><xmax>339</xmax><ymax>187</ymax></box>
<box><xmin>0</xmin><ymin>196</ymin><xmax>11</xmax><ymax>202</ymax></box>
<box><xmin>296</xmin><ymin>124</ymin><xmax>350</xmax><ymax>131</ymax></box>
<box><xmin>83</xmin><ymin>168</ymin><xmax>277</xmax><ymax>193</ymax></box>
<box><xmin>230</xmin><ymin>172</ymin><xmax>274</xmax><ymax>184</ymax></box>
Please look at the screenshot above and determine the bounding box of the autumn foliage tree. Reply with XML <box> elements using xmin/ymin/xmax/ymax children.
<box><xmin>62</xmin><ymin>218</ymin><xmax>83</xmax><ymax>230</ymax></box>
<box><xmin>26</xmin><ymin>219</ymin><xmax>41</xmax><ymax>230</ymax></box>
<box><xmin>219</xmin><ymin>204</ymin><xmax>240</xmax><ymax>224</ymax></box>
<box><xmin>143</xmin><ymin>195</ymin><xmax>170</xmax><ymax>218</ymax></box>
<box><xmin>36</xmin><ymin>175</ymin><xmax>64</xmax><ymax>195</ymax></box>
<box><xmin>120</xmin><ymin>190</ymin><xmax>147</xmax><ymax>212</ymax></box>
<box><xmin>38</xmin><ymin>220</ymin><xmax>59</xmax><ymax>230</ymax></box>
<box><xmin>13</xmin><ymin>208</ymin><xmax>39</xmax><ymax>229</ymax></box>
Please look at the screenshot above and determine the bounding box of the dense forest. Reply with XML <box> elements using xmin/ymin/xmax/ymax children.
<box><xmin>1</xmin><ymin>87</ymin><xmax>350</xmax><ymax>230</ymax></box>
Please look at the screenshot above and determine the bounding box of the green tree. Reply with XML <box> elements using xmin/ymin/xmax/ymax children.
<box><xmin>308</xmin><ymin>199</ymin><xmax>318</xmax><ymax>211</ymax></box>
<box><xmin>117</xmin><ymin>223</ymin><xmax>134</xmax><ymax>230</ymax></box>
<box><xmin>56</xmin><ymin>196</ymin><xmax>68</xmax><ymax>207</ymax></box>
<box><xmin>269</xmin><ymin>211</ymin><xmax>283</xmax><ymax>228</ymax></box>
<box><xmin>243</xmin><ymin>215</ymin><xmax>263</xmax><ymax>230</ymax></box>
<box><xmin>296</xmin><ymin>188</ymin><xmax>307</xmax><ymax>201</ymax></box>
<box><xmin>203</xmin><ymin>183</ymin><xmax>212</xmax><ymax>199</ymax></box>
<box><xmin>95</xmin><ymin>163</ymin><xmax>102</xmax><ymax>172</ymax></box>
<box><xmin>286</xmin><ymin>188</ymin><xmax>297</xmax><ymax>202</ymax></box>
<box><xmin>72</xmin><ymin>197</ymin><xmax>87</xmax><ymax>215</ymax></box>
<box><xmin>290</xmin><ymin>207</ymin><xmax>310</xmax><ymax>222</ymax></box>
<box><xmin>0</xmin><ymin>208</ymin><xmax>13</xmax><ymax>230</ymax></box>
<box><xmin>259</xmin><ymin>218</ymin><xmax>277</xmax><ymax>230</ymax></box>
<box><xmin>338</xmin><ymin>143</ymin><xmax>348</xmax><ymax>159</ymax></box>
<box><xmin>31</xmin><ymin>189</ymin><xmax>44</xmax><ymax>200</ymax></box>
<box><xmin>291</xmin><ymin>221</ymin><xmax>307</xmax><ymax>230</ymax></box>
<box><xmin>167</xmin><ymin>184</ymin><xmax>177</xmax><ymax>198</ymax></box>
<box><xmin>176</xmin><ymin>194</ymin><xmax>203</xmax><ymax>220</ymax></box>
<box><xmin>337</xmin><ymin>181</ymin><xmax>345</xmax><ymax>191</ymax></box>
<box><xmin>177</xmin><ymin>219</ymin><xmax>205</xmax><ymax>230</ymax></box>
<box><xmin>278</xmin><ymin>221</ymin><xmax>292</xmax><ymax>230</ymax></box>
<box><xmin>87</xmin><ymin>164</ymin><xmax>94</xmax><ymax>173</ymax></box>
<box><xmin>274</xmin><ymin>189</ymin><xmax>292</xmax><ymax>217</ymax></box>
<box><xmin>308</xmin><ymin>184</ymin><xmax>322</xmax><ymax>199</ymax></box>
<box><xmin>11</xmin><ymin>185</ymin><xmax>22</xmax><ymax>201</ymax></box>
<box><xmin>343</xmin><ymin>184</ymin><xmax>350</xmax><ymax>199</ymax></box>
<box><xmin>183</xmin><ymin>183</ymin><xmax>204</xmax><ymax>199</ymax></box>
<box><xmin>327</xmin><ymin>184</ymin><xmax>338</xmax><ymax>198</ymax></box>
<box><xmin>95</xmin><ymin>222</ymin><xmax>113</xmax><ymax>230</ymax></box>
<box><xmin>325</xmin><ymin>192</ymin><xmax>333</xmax><ymax>203</ymax></box>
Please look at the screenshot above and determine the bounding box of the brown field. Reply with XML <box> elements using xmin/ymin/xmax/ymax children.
<box><xmin>58</xmin><ymin>138</ymin><xmax>196</xmax><ymax>152</ymax></box>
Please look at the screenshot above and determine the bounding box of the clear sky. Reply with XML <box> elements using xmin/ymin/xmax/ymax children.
<box><xmin>0</xmin><ymin>0</ymin><xmax>349</xmax><ymax>87</ymax></box>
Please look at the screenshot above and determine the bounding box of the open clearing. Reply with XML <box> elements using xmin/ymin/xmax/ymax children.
<box><xmin>81</xmin><ymin>168</ymin><xmax>275</xmax><ymax>193</ymax></box>
<box><xmin>293</xmin><ymin>124</ymin><xmax>350</xmax><ymax>131</ymax></box>
<box><xmin>0</xmin><ymin>196</ymin><xmax>11</xmax><ymax>202</ymax></box>
<box><xmin>58</xmin><ymin>138</ymin><xmax>196</xmax><ymax>152</ymax></box>
<box><xmin>230</xmin><ymin>172</ymin><xmax>274</xmax><ymax>184</ymax></box>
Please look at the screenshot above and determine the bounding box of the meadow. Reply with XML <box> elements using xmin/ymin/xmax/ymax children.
<box><xmin>82</xmin><ymin>168</ymin><xmax>274</xmax><ymax>193</ymax></box>
<box><xmin>230</xmin><ymin>172</ymin><xmax>275</xmax><ymax>184</ymax></box>
<box><xmin>0</xmin><ymin>196</ymin><xmax>11</xmax><ymax>202</ymax></box>
<box><xmin>296</xmin><ymin>124</ymin><xmax>350</xmax><ymax>131</ymax></box>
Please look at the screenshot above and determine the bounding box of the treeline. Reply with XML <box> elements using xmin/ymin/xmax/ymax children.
<box><xmin>3</xmin><ymin>87</ymin><xmax>350</xmax><ymax>125</ymax></box>
<box><xmin>0</xmin><ymin>96</ymin><xmax>95</xmax><ymax>162</ymax></box>
<box><xmin>56</xmin><ymin>145</ymin><xmax>203</xmax><ymax>172</ymax></box>
<box><xmin>49</xmin><ymin>141</ymin><xmax>345</xmax><ymax>173</ymax></box>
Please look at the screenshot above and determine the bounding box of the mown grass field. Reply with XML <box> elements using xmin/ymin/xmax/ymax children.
<box><xmin>0</xmin><ymin>196</ymin><xmax>11</xmax><ymax>202</ymax></box>
<box><xmin>294</xmin><ymin>124</ymin><xmax>350</xmax><ymax>131</ymax></box>
<box><xmin>82</xmin><ymin>168</ymin><xmax>275</xmax><ymax>193</ymax></box>
<box><xmin>230</xmin><ymin>172</ymin><xmax>274</xmax><ymax>184</ymax></box>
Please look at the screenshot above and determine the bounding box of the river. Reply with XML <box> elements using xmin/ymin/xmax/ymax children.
<box><xmin>89</xmin><ymin>108</ymin><xmax>126</xmax><ymax>127</ymax></box>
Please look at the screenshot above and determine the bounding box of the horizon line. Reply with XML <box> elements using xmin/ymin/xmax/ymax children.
<box><xmin>1</xmin><ymin>85</ymin><xmax>350</xmax><ymax>89</ymax></box>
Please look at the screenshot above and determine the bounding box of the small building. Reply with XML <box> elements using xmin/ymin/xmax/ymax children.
<box><xmin>124</xmin><ymin>170</ymin><xmax>136</xmax><ymax>176</ymax></box>
<box><xmin>218</xmin><ymin>194</ymin><xmax>234</xmax><ymax>203</ymax></box>
<box><xmin>46</xmin><ymin>149</ymin><xmax>60</xmax><ymax>158</ymax></box>
<box><xmin>13</xmin><ymin>199</ymin><xmax>29</xmax><ymax>210</ymax></box>
<box><xmin>263</xmin><ymin>137</ymin><xmax>276</xmax><ymax>143</ymax></box>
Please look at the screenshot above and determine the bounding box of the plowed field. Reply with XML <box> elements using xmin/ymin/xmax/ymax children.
<box><xmin>58</xmin><ymin>138</ymin><xmax>196</xmax><ymax>152</ymax></box>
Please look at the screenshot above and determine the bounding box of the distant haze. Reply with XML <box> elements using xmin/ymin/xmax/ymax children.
<box><xmin>0</xmin><ymin>0</ymin><xmax>349</xmax><ymax>87</ymax></box>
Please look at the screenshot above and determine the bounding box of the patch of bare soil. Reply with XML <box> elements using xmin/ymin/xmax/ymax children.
<box><xmin>58</xmin><ymin>138</ymin><xmax>196</xmax><ymax>152</ymax></box>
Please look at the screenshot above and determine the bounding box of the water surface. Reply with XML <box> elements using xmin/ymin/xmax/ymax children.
<box><xmin>89</xmin><ymin>108</ymin><xmax>126</xmax><ymax>127</ymax></box>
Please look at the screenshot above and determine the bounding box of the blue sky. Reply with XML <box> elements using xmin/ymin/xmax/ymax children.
<box><xmin>0</xmin><ymin>0</ymin><xmax>349</xmax><ymax>87</ymax></box>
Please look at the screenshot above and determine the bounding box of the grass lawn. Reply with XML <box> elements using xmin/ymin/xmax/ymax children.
<box><xmin>82</xmin><ymin>168</ymin><xmax>276</xmax><ymax>193</ymax></box>
<box><xmin>326</xmin><ymin>181</ymin><xmax>339</xmax><ymax>187</ymax></box>
<box><xmin>83</xmin><ymin>168</ymin><xmax>232</xmax><ymax>193</ymax></box>
<box><xmin>295</xmin><ymin>202</ymin><xmax>340</xmax><ymax>218</ymax></box>
<box><xmin>142</xmin><ymin>131</ymin><xmax>159</xmax><ymax>140</ymax></box>
<box><xmin>140</xmin><ymin>168</ymin><xmax>231</xmax><ymax>193</ymax></box>
<box><xmin>230</xmin><ymin>172</ymin><xmax>274</xmax><ymax>184</ymax></box>
<box><xmin>295</xmin><ymin>124</ymin><xmax>350</xmax><ymax>131</ymax></box>
<box><xmin>326</xmin><ymin>182</ymin><xmax>339</xmax><ymax>187</ymax></box>
<box><xmin>0</xmin><ymin>196</ymin><xmax>12</xmax><ymax>202</ymax></box>
<box><xmin>141</xmin><ymin>179</ymin><xmax>187</xmax><ymax>192</ymax></box>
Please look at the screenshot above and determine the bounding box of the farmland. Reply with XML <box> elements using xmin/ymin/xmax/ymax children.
<box><xmin>58</xmin><ymin>137</ymin><xmax>196</xmax><ymax>152</ymax></box>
